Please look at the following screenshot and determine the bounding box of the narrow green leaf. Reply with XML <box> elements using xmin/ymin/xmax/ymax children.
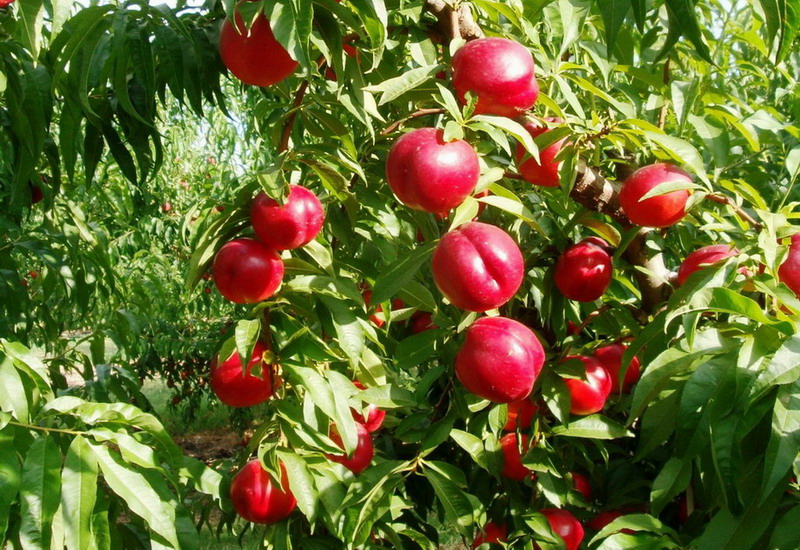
<box><xmin>19</xmin><ymin>436</ymin><xmax>62</xmax><ymax>549</ymax></box>
<box><xmin>277</xmin><ymin>451</ymin><xmax>318</xmax><ymax>521</ymax></box>
<box><xmin>551</xmin><ymin>414</ymin><xmax>632</xmax><ymax>439</ymax></box>
<box><xmin>318</xmin><ymin>295</ymin><xmax>365</xmax><ymax>369</ymax></box>
<box><xmin>450</xmin><ymin>430</ymin><xmax>489</xmax><ymax>470</ymax></box>
<box><xmin>0</xmin><ymin>428</ymin><xmax>21</xmax><ymax>541</ymax></box>
<box><xmin>424</xmin><ymin>469</ymin><xmax>474</xmax><ymax>534</ymax></box>
<box><xmin>761</xmin><ymin>380</ymin><xmax>800</xmax><ymax>503</ymax></box>
<box><xmin>650</xmin><ymin>458</ymin><xmax>691</xmax><ymax>516</ymax></box>
<box><xmin>598</xmin><ymin>0</ymin><xmax>631</xmax><ymax>53</ymax></box>
<box><xmin>62</xmin><ymin>436</ymin><xmax>99</xmax><ymax>550</ymax></box>
<box><xmin>372</xmin><ymin>242</ymin><xmax>436</xmax><ymax>305</ymax></box>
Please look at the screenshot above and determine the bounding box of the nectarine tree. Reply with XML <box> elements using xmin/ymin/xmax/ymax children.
<box><xmin>0</xmin><ymin>0</ymin><xmax>799</xmax><ymax>548</ymax></box>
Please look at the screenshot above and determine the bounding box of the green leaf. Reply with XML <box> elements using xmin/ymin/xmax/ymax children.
<box><xmin>662</xmin><ymin>0</ymin><xmax>713</xmax><ymax>63</ymax></box>
<box><xmin>0</xmin><ymin>428</ymin><xmax>21</xmax><ymax>541</ymax></box>
<box><xmin>318</xmin><ymin>295</ymin><xmax>365</xmax><ymax>369</ymax></box>
<box><xmin>638</xmin><ymin>180</ymin><xmax>703</xmax><ymax>201</ymax></box>
<box><xmin>371</xmin><ymin>242</ymin><xmax>436</xmax><ymax>305</ymax></box>
<box><xmin>19</xmin><ymin>436</ymin><xmax>62</xmax><ymax>550</ymax></box>
<box><xmin>450</xmin><ymin>430</ymin><xmax>489</xmax><ymax>470</ymax></box>
<box><xmin>598</xmin><ymin>0</ymin><xmax>631</xmax><ymax>54</ymax></box>
<box><xmin>285</xmin><ymin>275</ymin><xmax>362</xmax><ymax>302</ymax></box>
<box><xmin>478</xmin><ymin>194</ymin><xmax>545</xmax><ymax>235</ymax></box>
<box><xmin>753</xmin><ymin>334</ymin><xmax>800</xmax><ymax>394</ymax></box>
<box><xmin>235</xmin><ymin>319</ymin><xmax>261</xmax><ymax>373</ymax></box>
<box><xmin>89</xmin><ymin>442</ymin><xmax>187</xmax><ymax>549</ymax></box>
<box><xmin>768</xmin><ymin>505</ymin><xmax>800</xmax><ymax>550</ymax></box>
<box><xmin>394</xmin><ymin>329</ymin><xmax>443</xmax><ymax>370</ymax></box>
<box><xmin>277</xmin><ymin>450</ymin><xmax>318</xmax><ymax>521</ymax></box>
<box><xmin>650</xmin><ymin>458</ymin><xmax>691</xmax><ymax>516</ymax></box>
<box><xmin>641</xmin><ymin>130</ymin><xmax>710</xmax><ymax>185</ymax></box>
<box><xmin>62</xmin><ymin>436</ymin><xmax>99</xmax><ymax>550</ymax></box>
<box><xmin>364</xmin><ymin>65</ymin><xmax>441</xmax><ymax>105</ymax></box>
<box><xmin>471</xmin><ymin>115</ymin><xmax>539</xmax><ymax>161</ymax></box>
<box><xmin>424</xmin><ymin>468</ymin><xmax>475</xmax><ymax>534</ymax></box>
<box><xmin>761</xmin><ymin>380</ymin><xmax>800</xmax><ymax>503</ymax></box>
<box><xmin>551</xmin><ymin>414</ymin><xmax>632</xmax><ymax>439</ymax></box>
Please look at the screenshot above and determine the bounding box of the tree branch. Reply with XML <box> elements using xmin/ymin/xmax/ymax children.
<box><xmin>705</xmin><ymin>193</ymin><xmax>763</xmax><ymax>230</ymax></box>
<box><xmin>424</xmin><ymin>0</ymin><xmax>483</xmax><ymax>41</ymax></box>
<box><xmin>569</xmin><ymin>161</ymin><xmax>628</xmax><ymax>225</ymax></box>
<box><xmin>279</xmin><ymin>81</ymin><xmax>309</xmax><ymax>153</ymax></box>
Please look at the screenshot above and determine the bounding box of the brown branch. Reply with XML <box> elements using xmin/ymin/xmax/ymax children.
<box><xmin>705</xmin><ymin>193</ymin><xmax>763</xmax><ymax>230</ymax></box>
<box><xmin>569</xmin><ymin>161</ymin><xmax>629</xmax><ymax>225</ymax></box>
<box><xmin>380</xmin><ymin>107</ymin><xmax>446</xmax><ymax>136</ymax></box>
<box><xmin>424</xmin><ymin>0</ymin><xmax>483</xmax><ymax>41</ymax></box>
<box><xmin>624</xmin><ymin>230</ymin><xmax>675</xmax><ymax>311</ymax></box>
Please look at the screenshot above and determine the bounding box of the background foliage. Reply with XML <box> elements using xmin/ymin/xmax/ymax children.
<box><xmin>1</xmin><ymin>0</ymin><xmax>800</xmax><ymax>548</ymax></box>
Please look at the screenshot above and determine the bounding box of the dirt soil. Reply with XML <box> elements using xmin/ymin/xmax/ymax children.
<box><xmin>174</xmin><ymin>428</ymin><xmax>243</xmax><ymax>463</ymax></box>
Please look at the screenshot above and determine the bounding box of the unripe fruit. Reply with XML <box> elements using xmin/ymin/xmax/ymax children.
<box><xmin>678</xmin><ymin>244</ymin><xmax>739</xmax><ymax>285</ymax></box>
<box><xmin>571</xmin><ymin>472</ymin><xmax>592</xmax><ymax>501</ymax></box>
<box><xmin>455</xmin><ymin>317</ymin><xmax>545</xmax><ymax>403</ymax></box>
<box><xmin>503</xmin><ymin>399</ymin><xmax>537</xmax><ymax>431</ymax></box>
<box><xmin>250</xmin><ymin>185</ymin><xmax>325</xmax><ymax>250</ymax></box>
<box><xmin>210</xmin><ymin>341</ymin><xmax>277</xmax><ymax>408</ymax></box>
<box><xmin>326</xmin><ymin>422</ymin><xmax>374</xmax><ymax>474</ymax></box>
<box><xmin>471</xmin><ymin>522</ymin><xmax>507</xmax><ymax>548</ymax></box>
<box><xmin>515</xmin><ymin>119</ymin><xmax>566</xmax><ymax>187</ymax></box>
<box><xmin>409</xmin><ymin>311</ymin><xmax>437</xmax><ymax>333</ymax></box>
<box><xmin>593</xmin><ymin>343</ymin><xmax>641</xmax><ymax>394</ymax></box>
<box><xmin>230</xmin><ymin>460</ymin><xmax>297</xmax><ymax>524</ymax></box>
<box><xmin>212</xmin><ymin>238</ymin><xmax>284</xmax><ymax>304</ymax></box>
<box><xmin>452</xmin><ymin>37</ymin><xmax>539</xmax><ymax>117</ymax></box>
<box><xmin>352</xmin><ymin>381</ymin><xmax>385</xmax><ymax>432</ymax></box>
<box><xmin>619</xmin><ymin>163</ymin><xmax>692</xmax><ymax>228</ymax></box>
<box><xmin>563</xmin><ymin>355</ymin><xmax>612</xmax><ymax>415</ymax></box>
<box><xmin>554</xmin><ymin>238</ymin><xmax>613</xmax><ymax>302</ymax></box>
<box><xmin>219</xmin><ymin>13</ymin><xmax>298</xmax><ymax>87</ymax></box>
<box><xmin>432</xmin><ymin>222</ymin><xmax>524</xmax><ymax>312</ymax></box>
<box><xmin>499</xmin><ymin>433</ymin><xmax>534</xmax><ymax>481</ymax></box>
<box><xmin>386</xmin><ymin>128</ymin><xmax>479</xmax><ymax>214</ymax></box>
<box><xmin>539</xmin><ymin>508</ymin><xmax>584</xmax><ymax>550</ymax></box>
<box><xmin>778</xmin><ymin>234</ymin><xmax>800</xmax><ymax>297</ymax></box>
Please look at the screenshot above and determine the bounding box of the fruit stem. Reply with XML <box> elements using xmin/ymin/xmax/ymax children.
<box><xmin>380</xmin><ymin>108</ymin><xmax>446</xmax><ymax>136</ymax></box>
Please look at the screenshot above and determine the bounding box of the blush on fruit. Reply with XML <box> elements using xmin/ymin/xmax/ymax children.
<box><xmin>210</xmin><ymin>341</ymin><xmax>277</xmax><ymax>408</ymax></box>
<box><xmin>502</xmin><ymin>399</ymin><xmax>537</xmax><ymax>431</ymax></box>
<box><xmin>251</xmin><ymin>185</ymin><xmax>325</xmax><ymax>250</ymax></box>
<box><xmin>386</xmin><ymin>127</ymin><xmax>479</xmax><ymax>214</ymax></box>
<box><xmin>593</xmin><ymin>343</ymin><xmax>641</xmax><ymax>394</ymax></box>
<box><xmin>432</xmin><ymin>222</ymin><xmax>524</xmax><ymax>312</ymax></box>
<box><xmin>471</xmin><ymin>522</ymin><xmax>507</xmax><ymax>548</ymax></box>
<box><xmin>619</xmin><ymin>163</ymin><xmax>692</xmax><ymax>228</ymax></box>
<box><xmin>539</xmin><ymin>508</ymin><xmax>584</xmax><ymax>550</ymax></box>
<box><xmin>678</xmin><ymin>244</ymin><xmax>739</xmax><ymax>285</ymax></box>
<box><xmin>230</xmin><ymin>459</ymin><xmax>297</xmax><ymax>524</ymax></box>
<box><xmin>554</xmin><ymin>238</ymin><xmax>613</xmax><ymax>302</ymax></box>
<box><xmin>563</xmin><ymin>355</ymin><xmax>612</xmax><ymax>416</ymax></box>
<box><xmin>499</xmin><ymin>433</ymin><xmax>535</xmax><ymax>481</ymax></box>
<box><xmin>516</xmin><ymin>119</ymin><xmax>567</xmax><ymax>187</ymax></box>
<box><xmin>452</xmin><ymin>37</ymin><xmax>539</xmax><ymax>117</ymax></box>
<box><xmin>571</xmin><ymin>472</ymin><xmax>592</xmax><ymax>501</ymax></box>
<box><xmin>219</xmin><ymin>12</ymin><xmax>298</xmax><ymax>87</ymax></box>
<box><xmin>212</xmin><ymin>238</ymin><xmax>284</xmax><ymax>303</ymax></box>
<box><xmin>409</xmin><ymin>311</ymin><xmax>437</xmax><ymax>333</ymax></box>
<box><xmin>455</xmin><ymin>316</ymin><xmax>545</xmax><ymax>403</ymax></box>
<box><xmin>326</xmin><ymin>422</ymin><xmax>374</xmax><ymax>474</ymax></box>
<box><xmin>778</xmin><ymin>234</ymin><xmax>800</xmax><ymax>297</ymax></box>
<box><xmin>351</xmin><ymin>381</ymin><xmax>385</xmax><ymax>432</ymax></box>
